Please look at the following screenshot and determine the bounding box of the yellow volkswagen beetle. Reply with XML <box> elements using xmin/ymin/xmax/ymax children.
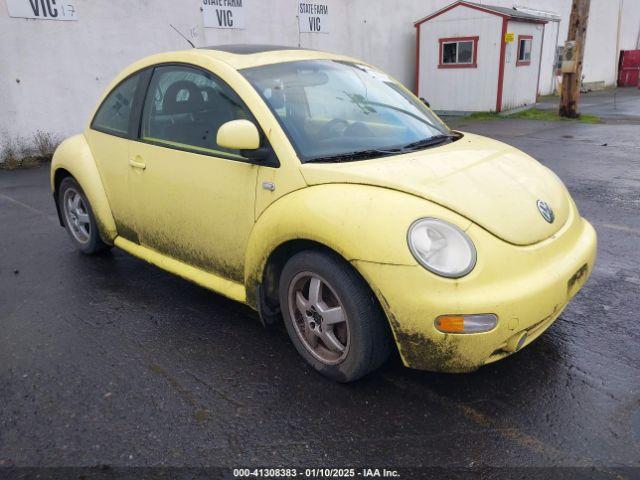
<box><xmin>51</xmin><ymin>45</ymin><xmax>596</xmax><ymax>382</ymax></box>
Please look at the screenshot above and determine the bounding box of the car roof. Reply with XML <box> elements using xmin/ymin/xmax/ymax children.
<box><xmin>105</xmin><ymin>45</ymin><xmax>366</xmax><ymax>94</ymax></box>
<box><xmin>200</xmin><ymin>44</ymin><xmax>309</xmax><ymax>54</ymax></box>
<box><xmin>188</xmin><ymin>44</ymin><xmax>359</xmax><ymax>70</ymax></box>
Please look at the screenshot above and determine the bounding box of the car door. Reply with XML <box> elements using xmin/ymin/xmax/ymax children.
<box><xmin>85</xmin><ymin>69</ymin><xmax>150</xmax><ymax>241</ymax></box>
<box><xmin>127</xmin><ymin>64</ymin><xmax>262</xmax><ymax>283</ymax></box>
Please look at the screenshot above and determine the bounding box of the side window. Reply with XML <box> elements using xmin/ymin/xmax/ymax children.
<box><xmin>517</xmin><ymin>36</ymin><xmax>533</xmax><ymax>65</ymax></box>
<box><xmin>438</xmin><ymin>37</ymin><xmax>478</xmax><ymax>68</ymax></box>
<box><xmin>141</xmin><ymin>65</ymin><xmax>251</xmax><ymax>158</ymax></box>
<box><xmin>92</xmin><ymin>74</ymin><xmax>141</xmax><ymax>136</ymax></box>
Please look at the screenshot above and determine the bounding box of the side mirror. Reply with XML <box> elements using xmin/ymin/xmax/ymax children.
<box><xmin>420</xmin><ymin>97</ymin><xmax>431</xmax><ymax>108</ymax></box>
<box><xmin>217</xmin><ymin>119</ymin><xmax>261</xmax><ymax>151</ymax></box>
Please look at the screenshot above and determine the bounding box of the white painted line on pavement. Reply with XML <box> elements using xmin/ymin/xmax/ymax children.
<box><xmin>0</xmin><ymin>192</ymin><xmax>58</xmax><ymax>223</ymax></box>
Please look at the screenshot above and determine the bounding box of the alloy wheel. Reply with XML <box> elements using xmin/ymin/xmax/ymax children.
<box><xmin>287</xmin><ymin>271</ymin><xmax>350</xmax><ymax>365</ymax></box>
<box><xmin>63</xmin><ymin>187</ymin><xmax>91</xmax><ymax>244</ymax></box>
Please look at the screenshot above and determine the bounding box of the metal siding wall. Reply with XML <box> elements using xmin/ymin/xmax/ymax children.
<box><xmin>418</xmin><ymin>7</ymin><xmax>502</xmax><ymax>112</ymax></box>
<box><xmin>538</xmin><ymin>20</ymin><xmax>560</xmax><ymax>95</ymax></box>
<box><xmin>501</xmin><ymin>21</ymin><xmax>544</xmax><ymax>111</ymax></box>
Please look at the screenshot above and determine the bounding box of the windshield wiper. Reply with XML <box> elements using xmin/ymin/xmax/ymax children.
<box><xmin>305</xmin><ymin>148</ymin><xmax>401</xmax><ymax>163</ymax></box>
<box><xmin>304</xmin><ymin>133</ymin><xmax>460</xmax><ymax>163</ymax></box>
<box><xmin>400</xmin><ymin>134</ymin><xmax>458</xmax><ymax>151</ymax></box>
<box><xmin>305</xmin><ymin>134</ymin><xmax>460</xmax><ymax>163</ymax></box>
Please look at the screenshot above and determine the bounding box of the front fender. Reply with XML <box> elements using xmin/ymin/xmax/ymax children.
<box><xmin>51</xmin><ymin>134</ymin><xmax>117</xmax><ymax>242</ymax></box>
<box><xmin>243</xmin><ymin>183</ymin><xmax>472</xmax><ymax>308</ymax></box>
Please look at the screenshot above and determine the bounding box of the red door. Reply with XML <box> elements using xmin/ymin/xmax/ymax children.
<box><xmin>617</xmin><ymin>50</ymin><xmax>640</xmax><ymax>87</ymax></box>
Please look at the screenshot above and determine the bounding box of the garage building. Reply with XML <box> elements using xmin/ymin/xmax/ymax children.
<box><xmin>415</xmin><ymin>1</ymin><xmax>548</xmax><ymax>113</ymax></box>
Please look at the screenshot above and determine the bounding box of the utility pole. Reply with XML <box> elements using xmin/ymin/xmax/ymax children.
<box><xmin>559</xmin><ymin>0</ymin><xmax>590</xmax><ymax>118</ymax></box>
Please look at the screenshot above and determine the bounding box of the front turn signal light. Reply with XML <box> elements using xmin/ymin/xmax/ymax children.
<box><xmin>435</xmin><ymin>314</ymin><xmax>498</xmax><ymax>334</ymax></box>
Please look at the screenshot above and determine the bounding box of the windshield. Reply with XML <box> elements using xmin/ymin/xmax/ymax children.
<box><xmin>241</xmin><ymin>60</ymin><xmax>451</xmax><ymax>162</ymax></box>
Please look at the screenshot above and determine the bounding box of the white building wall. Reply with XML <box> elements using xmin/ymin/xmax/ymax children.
<box><xmin>0</xmin><ymin>0</ymin><xmax>638</xmax><ymax>147</ymax></box>
<box><xmin>618</xmin><ymin>0</ymin><xmax>640</xmax><ymax>50</ymax></box>
<box><xmin>417</xmin><ymin>7</ymin><xmax>502</xmax><ymax>112</ymax></box>
<box><xmin>537</xmin><ymin>20</ymin><xmax>560</xmax><ymax>95</ymax></box>
<box><xmin>582</xmin><ymin>0</ymin><xmax>622</xmax><ymax>88</ymax></box>
<box><xmin>501</xmin><ymin>21</ymin><xmax>544</xmax><ymax>110</ymax></box>
<box><xmin>0</xmin><ymin>0</ymin><xmax>352</xmax><ymax>146</ymax></box>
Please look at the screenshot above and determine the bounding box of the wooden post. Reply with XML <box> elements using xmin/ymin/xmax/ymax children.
<box><xmin>559</xmin><ymin>0</ymin><xmax>590</xmax><ymax>118</ymax></box>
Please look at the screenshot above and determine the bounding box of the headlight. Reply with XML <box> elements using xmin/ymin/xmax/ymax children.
<box><xmin>407</xmin><ymin>218</ymin><xmax>476</xmax><ymax>278</ymax></box>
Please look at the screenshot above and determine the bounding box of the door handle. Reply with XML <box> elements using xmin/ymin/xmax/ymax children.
<box><xmin>129</xmin><ymin>156</ymin><xmax>146</xmax><ymax>170</ymax></box>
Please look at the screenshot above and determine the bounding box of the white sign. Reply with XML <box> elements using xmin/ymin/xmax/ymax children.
<box><xmin>6</xmin><ymin>0</ymin><xmax>78</xmax><ymax>20</ymax></box>
<box><xmin>202</xmin><ymin>0</ymin><xmax>245</xmax><ymax>29</ymax></box>
<box><xmin>298</xmin><ymin>2</ymin><xmax>329</xmax><ymax>34</ymax></box>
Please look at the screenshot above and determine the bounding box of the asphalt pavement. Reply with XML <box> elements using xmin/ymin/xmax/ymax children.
<box><xmin>535</xmin><ymin>87</ymin><xmax>640</xmax><ymax>124</ymax></box>
<box><xmin>1</xmin><ymin>93</ymin><xmax>639</xmax><ymax>476</ymax></box>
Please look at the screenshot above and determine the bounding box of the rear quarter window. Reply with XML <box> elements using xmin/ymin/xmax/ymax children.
<box><xmin>91</xmin><ymin>74</ymin><xmax>141</xmax><ymax>137</ymax></box>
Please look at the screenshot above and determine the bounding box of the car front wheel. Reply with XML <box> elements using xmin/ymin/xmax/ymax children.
<box><xmin>279</xmin><ymin>250</ymin><xmax>391</xmax><ymax>382</ymax></box>
<box><xmin>59</xmin><ymin>177</ymin><xmax>111</xmax><ymax>255</ymax></box>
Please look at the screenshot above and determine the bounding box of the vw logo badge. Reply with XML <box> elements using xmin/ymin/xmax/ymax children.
<box><xmin>537</xmin><ymin>200</ymin><xmax>555</xmax><ymax>223</ymax></box>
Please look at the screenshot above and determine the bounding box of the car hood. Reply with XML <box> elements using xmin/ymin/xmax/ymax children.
<box><xmin>299</xmin><ymin>133</ymin><xmax>570</xmax><ymax>246</ymax></box>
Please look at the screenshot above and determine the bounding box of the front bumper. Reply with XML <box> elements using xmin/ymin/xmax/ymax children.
<box><xmin>353</xmin><ymin>208</ymin><xmax>597</xmax><ymax>372</ymax></box>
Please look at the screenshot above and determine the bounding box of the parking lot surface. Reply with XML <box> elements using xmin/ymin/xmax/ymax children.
<box><xmin>1</xmin><ymin>98</ymin><xmax>639</xmax><ymax>473</ymax></box>
<box><xmin>535</xmin><ymin>87</ymin><xmax>640</xmax><ymax>124</ymax></box>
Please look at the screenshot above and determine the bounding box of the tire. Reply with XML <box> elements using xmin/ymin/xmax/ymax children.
<box><xmin>58</xmin><ymin>177</ymin><xmax>111</xmax><ymax>255</ymax></box>
<box><xmin>279</xmin><ymin>250</ymin><xmax>391</xmax><ymax>382</ymax></box>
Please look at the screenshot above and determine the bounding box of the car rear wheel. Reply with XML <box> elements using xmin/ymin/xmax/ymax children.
<box><xmin>59</xmin><ymin>177</ymin><xmax>110</xmax><ymax>255</ymax></box>
<box><xmin>279</xmin><ymin>250</ymin><xmax>391</xmax><ymax>382</ymax></box>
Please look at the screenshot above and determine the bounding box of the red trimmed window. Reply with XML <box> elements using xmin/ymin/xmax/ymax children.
<box><xmin>438</xmin><ymin>36</ymin><xmax>478</xmax><ymax>68</ymax></box>
<box><xmin>517</xmin><ymin>35</ymin><xmax>533</xmax><ymax>66</ymax></box>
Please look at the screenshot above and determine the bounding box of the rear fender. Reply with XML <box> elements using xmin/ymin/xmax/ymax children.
<box><xmin>51</xmin><ymin>134</ymin><xmax>117</xmax><ymax>243</ymax></box>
